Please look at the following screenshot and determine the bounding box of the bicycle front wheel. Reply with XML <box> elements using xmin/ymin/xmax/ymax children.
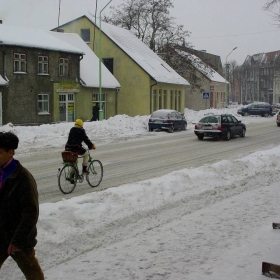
<box><xmin>58</xmin><ymin>164</ymin><xmax>78</xmax><ymax>194</ymax></box>
<box><xmin>86</xmin><ymin>160</ymin><xmax>103</xmax><ymax>187</ymax></box>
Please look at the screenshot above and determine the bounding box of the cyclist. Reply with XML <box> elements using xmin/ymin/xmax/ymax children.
<box><xmin>65</xmin><ymin>119</ymin><xmax>96</xmax><ymax>175</ymax></box>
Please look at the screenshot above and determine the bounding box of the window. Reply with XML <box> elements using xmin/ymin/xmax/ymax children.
<box><xmin>200</xmin><ymin>116</ymin><xmax>219</xmax><ymax>123</ymax></box>
<box><xmin>222</xmin><ymin>116</ymin><xmax>228</xmax><ymax>123</ymax></box>
<box><xmin>153</xmin><ymin>90</ymin><xmax>157</xmax><ymax>111</ymax></box>
<box><xmin>159</xmin><ymin>90</ymin><xmax>162</xmax><ymax>109</ymax></box>
<box><xmin>163</xmin><ymin>90</ymin><xmax>167</xmax><ymax>108</ymax></box>
<box><xmin>14</xmin><ymin>53</ymin><xmax>26</xmax><ymax>72</ymax></box>
<box><xmin>38</xmin><ymin>55</ymin><xmax>48</xmax><ymax>74</ymax></box>
<box><xmin>102</xmin><ymin>58</ymin><xmax>113</xmax><ymax>74</ymax></box>
<box><xmin>59</xmin><ymin>58</ymin><xmax>69</xmax><ymax>76</ymax></box>
<box><xmin>38</xmin><ymin>93</ymin><xmax>49</xmax><ymax>114</ymax></box>
<box><xmin>81</xmin><ymin>29</ymin><xmax>90</xmax><ymax>43</ymax></box>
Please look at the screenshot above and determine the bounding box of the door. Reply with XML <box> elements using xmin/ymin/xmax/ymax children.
<box><xmin>228</xmin><ymin>115</ymin><xmax>241</xmax><ymax>135</ymax></box>
<box><xmin>221</xmin><ymin>115</ymin><xmax>232</xmax><ymax>134</ymax></box>
<box><xmin>247</xmin><ymin>104</ymin><xmax>258</xmax><ymax>115</ymax></box>
<box><xmin>170</xmin><ymin>112</ymin><xmax>178</xmax><ymax>129</ymax></box>
<box><xmin>59</xmin><ymin>93</ymin><xmax>75</xmax><ymax>122</ymax></box>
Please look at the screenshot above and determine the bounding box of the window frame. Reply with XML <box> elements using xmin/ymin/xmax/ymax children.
<box><xmin>59</xmin><ymin>57</ymin><xmax>69</xmax><ymax>77</ymax></box>
<box><xmin>14</xmin><ymin>52</ymin><xmax>27</xmax><ymax>73</ymax></box>
<box><xmin>38</xmin><ymin>93</ymin><xmax>50</xmax><ymax>115</ymax></box>
<box><xmin>81</xmin><ymin>28</ymin><xmax>90</xmax><ymax>43</ymax></box>
<box><xmin>38</xmin><ymin>55</ymin><xmax>49</xmax><ymax>75</ymax></box>
<box><xmin>102</xmin><ymin>58</ymin><xmax>114</xmax><ymax>74</ymax></box>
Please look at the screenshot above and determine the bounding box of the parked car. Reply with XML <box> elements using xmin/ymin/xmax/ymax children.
<box><xmin>237</xmin><ymin>102</ymin><xmax>274</xmax><ymax>117</ymax></box>
<box><xmin>276</xmin><ymin>110</ymin><xmax>280</xmax><ymax>127</ymax></box>
<box><xmin>272</xmin><ymin>103</ymin><xmax>280</xmax><ymax>113</ymax></box>
<box><xmin>273</xmin><ymin>103</ymin><xmax>280</xmax><ymax>109</ymax></box>
<box><xmin>148</xmin><ymin>109</ymin><xmax>187</xmax><ymax>133</ymax></box>
<box><xmin>194</xmin><ymin>113</ymin><xmax>246</xmax><ymax>141</ymax></box>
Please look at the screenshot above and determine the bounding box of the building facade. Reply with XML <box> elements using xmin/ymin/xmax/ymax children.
<box><xmin>241</xmin><ymin>51</ymin><xmax>280</xmax><ymax>104</ymax></box>
<box><xmin>0</xmin><ymin>45</ymin><xmax>81</xmax><ymax>125</ymax></box>
<box><xmin>52</xmin><ymin>15</ymin><xmax>189</xmax><ymax>115</ymax></box>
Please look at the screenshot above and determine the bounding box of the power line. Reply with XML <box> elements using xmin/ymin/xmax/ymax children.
<box><xmin>191</xmin><ymin>29</ymin><xmax>280</xmax><ymax>39</ymax></box>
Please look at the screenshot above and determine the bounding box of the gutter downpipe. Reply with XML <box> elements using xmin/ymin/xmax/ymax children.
<box><xmin>99</xmin><ymin>0</ymin><xmax>113</xmax><ymax>121</ymax></box>
<box><xmin>150</xmin><ymin>79</ymin><xmax>157</xmax><ymax>114</ymax></box>
<box><xmin>77</xmin><ymin>54</ymin><xmax>84</xmax><ymax>86</ymax></box>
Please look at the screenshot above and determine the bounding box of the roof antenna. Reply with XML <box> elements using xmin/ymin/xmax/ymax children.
<box><xmin>58</xmin><ymin>0</ymin><xmax>61</xmax><ymax>27</ymax></box>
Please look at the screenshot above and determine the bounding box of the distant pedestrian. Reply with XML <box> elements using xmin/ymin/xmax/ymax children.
<box><xmin>0</xmin><ymin>132</ymin><xmax>44</xmax><ymax>279</ymax></box>
<box><xmin>91</xmin><ymin>103</ymin><xmax>100</xmax><ymax>121</ymax></box>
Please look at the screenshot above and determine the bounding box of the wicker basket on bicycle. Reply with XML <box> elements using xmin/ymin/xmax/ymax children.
<box><xmin>61</xmin><ymin>151</ymin><xmax>78</xmax><ymax>163</ymax></box>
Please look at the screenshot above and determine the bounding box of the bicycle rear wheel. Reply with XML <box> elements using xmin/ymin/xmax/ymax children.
<box><xmin>86</xmin><ymin>160</ymin><xmax>103</xmax><ymax>187</ymax></box>
<box><xmin>58</xmin><ymin>164</ymin><xmax>78</xmax><ymax>194</ymax></box>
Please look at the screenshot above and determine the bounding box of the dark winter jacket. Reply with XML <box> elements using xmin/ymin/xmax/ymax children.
<box><xmin>65</xmin><ymin>126</ymin><xmax>93</xmax><ymax>155</ymax></box>
<box><xmin>0</xmin><ymin>160</ymin><xmax>39</xmax><ymax>251</ymax></box>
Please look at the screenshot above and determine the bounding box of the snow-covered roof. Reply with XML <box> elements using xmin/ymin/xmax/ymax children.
<box><xmin>51</xmin><ymin>32</ymin><xmax>120</xmax><ymax>89</ymax></box>
<box><xmin>84</xmin><ymin>16</ymin><xmax>189</xmax><ymax>86</ymax></box>
<box><xmin>182</xmin><ymin>50</ymin><xmax>228</xmax><ymax>84</ymax></box>
<box><xmin>190</xmin><ymin>54</ymin><xmax>226</xmax><ymax>83</ymax></box>
<box><xmin>0</xmin><ymin>25</ymin><xmax>84</xmax><ymax>54</ymax></box>
<box><xmin>176</xmin><ymin>49</ymin><xmax>227</xmax><ymax>84</ymax></box>
<box><xmin>0</xmin><ymin>75</ymin><xmax>8</xmax><ymax>86</ymax></box>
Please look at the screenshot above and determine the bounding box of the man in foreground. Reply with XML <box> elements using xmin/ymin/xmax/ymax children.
<box><xmin>0</xmin><ymin>132</ymin><xmax>44</xmax><ymax>279</ymax></box>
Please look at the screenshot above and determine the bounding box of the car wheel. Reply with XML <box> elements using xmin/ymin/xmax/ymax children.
<box><xmin>277</xmin><ymin>123</ymin><xmax>280</xmax><ymax>127</ymax></box>
<box><xmin>183</xmin><ymin>123</ymin><xmax>187</xmax><ymax>130</ymax></box>
<box><xmin>149</xmin><ymin>127</ymin><xmax>154</xmax><ymax>132</ymax></box>
<box><xmin>240</xmin><ymin>128</ymin><xmax>246</xmax><ymax>138</ymax></box>
<box><xmin>223</xmin><ymin>130</ymin><xmax>231</xmax><ymax>141</ymax></box>
<box><xmin>197</xmin><ymin>134</ymin><xmax>204</xmax><ymax>140</ymax></box>
<box><xmin>168</xmin><ymin>126</ymin><xmax>174</xmax><ymax>133</ymax></box>
<box><xmin>244</xmin><ymin>112</ymin><xmax>249</xmax><ymax>116</ymax></box>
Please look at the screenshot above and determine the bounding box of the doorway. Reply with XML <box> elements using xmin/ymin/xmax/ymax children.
<box><xmin>59</xmin><ymin>93</ymin><xmax>75</xmax><ymax>122</ymax></box>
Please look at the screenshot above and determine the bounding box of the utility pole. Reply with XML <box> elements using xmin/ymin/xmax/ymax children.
<box><xmin>225</xmin><ymin>47</ymin><xmax>237</xmax><ymax>106</ymax></box>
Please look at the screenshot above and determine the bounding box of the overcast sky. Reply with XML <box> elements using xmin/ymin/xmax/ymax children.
<box><xmin>0</xmin><ymin>0</ymin><xmax>278</xmax><ymax>65</ymax></box>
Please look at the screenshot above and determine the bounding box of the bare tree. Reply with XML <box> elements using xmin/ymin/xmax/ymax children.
<box><xmin>103</xmin><ymin>0</ymin><xmax>190</xmax><ymax>52</ymax></box>
<box><xmin>263</xmin><ymin>0</ymin><xmax>280</xmax><ymax>24</ymax></box>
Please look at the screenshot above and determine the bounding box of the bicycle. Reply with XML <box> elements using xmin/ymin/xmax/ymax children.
<box><xmin>57</xmin><ymin>149</ymin><xmax>103</xmax><ymax>194</ymax></box>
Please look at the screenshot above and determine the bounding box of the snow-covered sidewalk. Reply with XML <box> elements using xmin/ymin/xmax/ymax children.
<box><xmin>3</xmin><ymin>143</ymin><xmax>280</xmax><ymax>279</ymax></box>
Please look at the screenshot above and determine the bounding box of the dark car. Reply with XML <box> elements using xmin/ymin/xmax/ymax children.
<box><xmin>194</xmin><ymin>113</ymin><xmax>246</xmax><ymax>141</ymax></box>
<box><xmin>237</xmin><ymin>103</ymin><xmax>274</xmax><ymax>117</ymax></box>
<box><xmin>148</xmin><ymin>109</ymin><xmax>187</xmax><ymax>133</ymax></box>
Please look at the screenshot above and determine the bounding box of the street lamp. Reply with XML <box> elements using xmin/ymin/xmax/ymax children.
<box><xmin>98</xmin><ymin>0</ymin><xmax>113</xmax><ymax>121</ymax></box>
<box><xmin>225</xmin><ymin>47</ymin><xmax>237</xmax><ymax>106</ymax></box>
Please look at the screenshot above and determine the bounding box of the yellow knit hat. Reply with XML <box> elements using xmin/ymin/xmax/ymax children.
<box><xmin>74</xmin><ymin>119</ymin><xmax>84</xmax><ymax>127</ymax></box>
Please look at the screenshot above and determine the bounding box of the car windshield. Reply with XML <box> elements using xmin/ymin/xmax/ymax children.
<box><xmin>151</xmin><ymin>111</ymin><xmax>171</xmax><ymax>118</ymax></box>
<box><xmin>199</xmin><ymin>116</ymin><xmax>219</xmax><ymax>123</ymax></box>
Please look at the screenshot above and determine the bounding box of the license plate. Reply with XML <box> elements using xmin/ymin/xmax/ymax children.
<box><xmin>203</xmin><ymin>126</ymin><xmax>212</xmax><ymax>130</ymax></box>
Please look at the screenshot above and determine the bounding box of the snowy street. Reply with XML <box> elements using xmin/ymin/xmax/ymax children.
<box><xmin>1</xmin><ymin>107</ymin><xmax>280</xmax><ymax>279</ymax></box>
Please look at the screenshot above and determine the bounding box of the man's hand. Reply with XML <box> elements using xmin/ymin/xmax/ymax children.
<box><xmin>8</xmin><ymin>244</ymin><xmax>21</xmax><ymax>255</ymax></box>
<box><xmin>92</xmin><ymin>144</ymin><xmax>96</xmax><ymax>150</ymax></box>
